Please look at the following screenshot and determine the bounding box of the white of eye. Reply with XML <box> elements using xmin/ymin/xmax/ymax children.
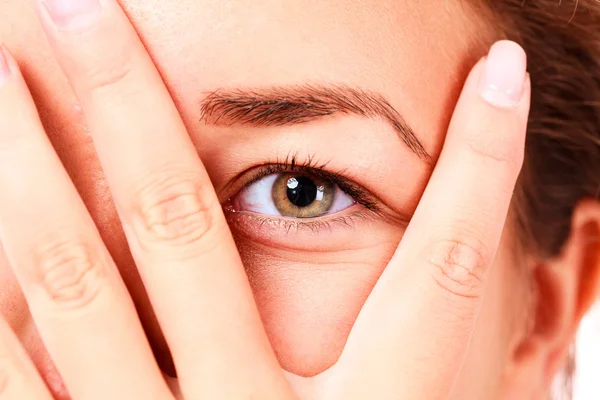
<box><xmin>235</xmin><ymin>173</ymin><xmax>356</xmax><ymax>217</ymax></box>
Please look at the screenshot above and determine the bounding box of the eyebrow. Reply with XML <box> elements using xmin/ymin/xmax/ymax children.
<box><xmin>199</xmin><ymin>85</ymin><xmax>430</xmax><ymax>160</ymax></box>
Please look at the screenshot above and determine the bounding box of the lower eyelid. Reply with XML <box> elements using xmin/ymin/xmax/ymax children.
<box><xmin>226</xmin><ymin>205</ymin><xmax>370</xmax><ymax>233</ymax></box>
<box><xmin>224</xmin><ymin>206</ymin><xmax>396</xmax><ymax>253</ymax></box>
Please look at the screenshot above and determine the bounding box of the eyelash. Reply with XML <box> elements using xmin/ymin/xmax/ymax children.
<box><xmin>226</xmin><ymin>153</ymin><xmax>385</xmax><ymax>233</ymax></box>
<box><xmin>242</xmin><ymin>153</ymin><xmax>378</xmax><ymax>211</ymax></box>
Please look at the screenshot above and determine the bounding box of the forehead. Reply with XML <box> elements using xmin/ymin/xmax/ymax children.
<box><xmin>0</xmin><ymin>0</ymin><xmax>488</xmax><ymax>155</ymax></box>
<box><xmin>121</xmin><ymin>0</ymin><xmax>486</xmax><ymax>151</ymax></box>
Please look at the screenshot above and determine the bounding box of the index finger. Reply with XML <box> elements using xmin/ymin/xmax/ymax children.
<box><xmin>35</xmin><ymin>0</ymin><xmax>290</xmax><ymax>398</ymax></box>
<box><xmin>335</xmin><ymin>41</ymin><xmax>530</xmax><ymax>398</ymax></box>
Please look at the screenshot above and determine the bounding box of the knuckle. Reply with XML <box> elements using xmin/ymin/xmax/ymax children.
<box><xmin>464</xmin><ymin>128</ymin><xmax>524</xmax><ymax>171</ymax></box>
<box><xmin>130</xmin><ymin>172</ymin><xmax>217</xmax><ymax>247</ymax></box>
<box><xmin>30</xmin><ymin>236</ymin><xmax>105</xmax><ymax>310</ymax></box>
<box><xmin>426</xmin><ymin>238</ymin><xmax>489</xmax><ymax>299</ymax></box>
<box><xmin>82</xmin><ymin>49</ymin><xmax>135</xmax><ymax>95</ymax></box>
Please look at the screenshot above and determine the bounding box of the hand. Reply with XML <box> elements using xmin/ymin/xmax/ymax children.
<box><xmin>0</xmin><ymin>0</ymin><xmax>530</xmax><ymax>399</ymax></box>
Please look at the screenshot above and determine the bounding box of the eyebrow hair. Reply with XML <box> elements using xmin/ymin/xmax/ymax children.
<box><xmin>199</xmin><ymin>85</ymin><xmax>430</xmax><ymax>160</ymax></box>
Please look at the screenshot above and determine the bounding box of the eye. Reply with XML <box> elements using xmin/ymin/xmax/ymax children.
<box><xmin>232</xmin><ymin>172</ymin><xmax>356</xmax><ymax>218</ymax></box>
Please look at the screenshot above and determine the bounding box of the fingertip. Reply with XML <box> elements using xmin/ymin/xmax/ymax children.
<box><xmin>478</xmin><ymin>40</ymin><xmax>528</xmax><ymax>109</ymax></box>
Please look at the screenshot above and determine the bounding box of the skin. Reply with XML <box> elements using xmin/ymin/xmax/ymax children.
<box><xmin>0</xmin><ymin>1</ymin><xmax>599</xmax><ymax>399</ymax></box>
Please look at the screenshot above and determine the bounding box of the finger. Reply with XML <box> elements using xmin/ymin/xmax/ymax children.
<box><xmin>34</xmin><ymin>0</ymin><xmax>292</xmax><ymax>398</ymax></box>
<box><xmin>0</xmin><ymin>47</ymin><xmax>172</xmax><ymax>399</ymax></box>
<box><xmin>0</xmin><ymin>318</ymin><xmax>52</xmax><ymax>399</ymax></box>
<box><xmin>337</xmin><ymin>41</ymin><xmax>530</xmax><ymax>398</ymax></box>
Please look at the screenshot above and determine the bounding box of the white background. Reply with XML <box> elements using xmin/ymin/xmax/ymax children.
<box><xmin>572</xmin><ymin>302</ymin><xmax>600</xmax><ymax>399</ymax></box>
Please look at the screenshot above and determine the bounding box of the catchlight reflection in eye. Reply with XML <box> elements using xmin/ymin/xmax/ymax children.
<box><xmin>233</xmin><ymin>173</ymin><xmax>356</xmax><ymax>218</ymax></box>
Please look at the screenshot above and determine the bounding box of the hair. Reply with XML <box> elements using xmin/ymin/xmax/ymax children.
<box><xmin>485</xmin><ymin>0</ymin><xmax>600</xmax><ymax>258</ymax></box>
<box><xmin>474</xmin><ymin>0</ymin><xmax>600</xmax><ymax>397</ymax></box>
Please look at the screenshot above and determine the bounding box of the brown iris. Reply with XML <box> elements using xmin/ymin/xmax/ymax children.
<box><xmin>272</xmin><ymin>173</ymin><xmax>335</xmax><ymax>218</ymax></box>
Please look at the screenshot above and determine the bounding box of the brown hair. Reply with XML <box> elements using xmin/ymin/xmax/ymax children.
<box><xmin>484</xmin><ymin>0</ymin><xmax>600</xmax><ymax>257</ymax></box>
<box><xmin>476</xmin><ymin>0</ymin><xmax>600</xmax><ymax>396</ymax></box>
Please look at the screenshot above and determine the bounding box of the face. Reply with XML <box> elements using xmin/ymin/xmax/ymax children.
<box><xmin>0</xmin><ymin>1</ymin><xmax>533</xmax><ymax>398</ymax></box>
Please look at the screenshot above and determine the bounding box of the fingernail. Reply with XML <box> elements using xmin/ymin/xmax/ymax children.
<box><xmin>42</xmin><ymin>0</ymin><xmax>102</xmax><ymax>30</ymax></box>
<box><xmin>479</xmin><ymin>41</ymin><xmax>527</xmax><ymax>108</ymax></box>
<box><xmin>0</xmin><ymin>45</ymin><xmax>11</xmax><ymax>86</ymax></box>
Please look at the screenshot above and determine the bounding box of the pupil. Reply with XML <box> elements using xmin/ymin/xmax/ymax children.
<box><xmin>286</xmin><ymin>176</ymin><xmax>317</xmax><ymax>207</ymax></box>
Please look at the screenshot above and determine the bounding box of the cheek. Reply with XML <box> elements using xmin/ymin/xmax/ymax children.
<box><xmin>235</xmin><ymin>233</ymin><xmax>400</xmax><ymax>377</ymax></box>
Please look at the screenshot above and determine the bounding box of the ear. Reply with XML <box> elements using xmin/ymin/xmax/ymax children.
<box><xmin>506</xmin><ymin>198</ymin><xmax>600</xmax><ymax>397</ymax></box>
